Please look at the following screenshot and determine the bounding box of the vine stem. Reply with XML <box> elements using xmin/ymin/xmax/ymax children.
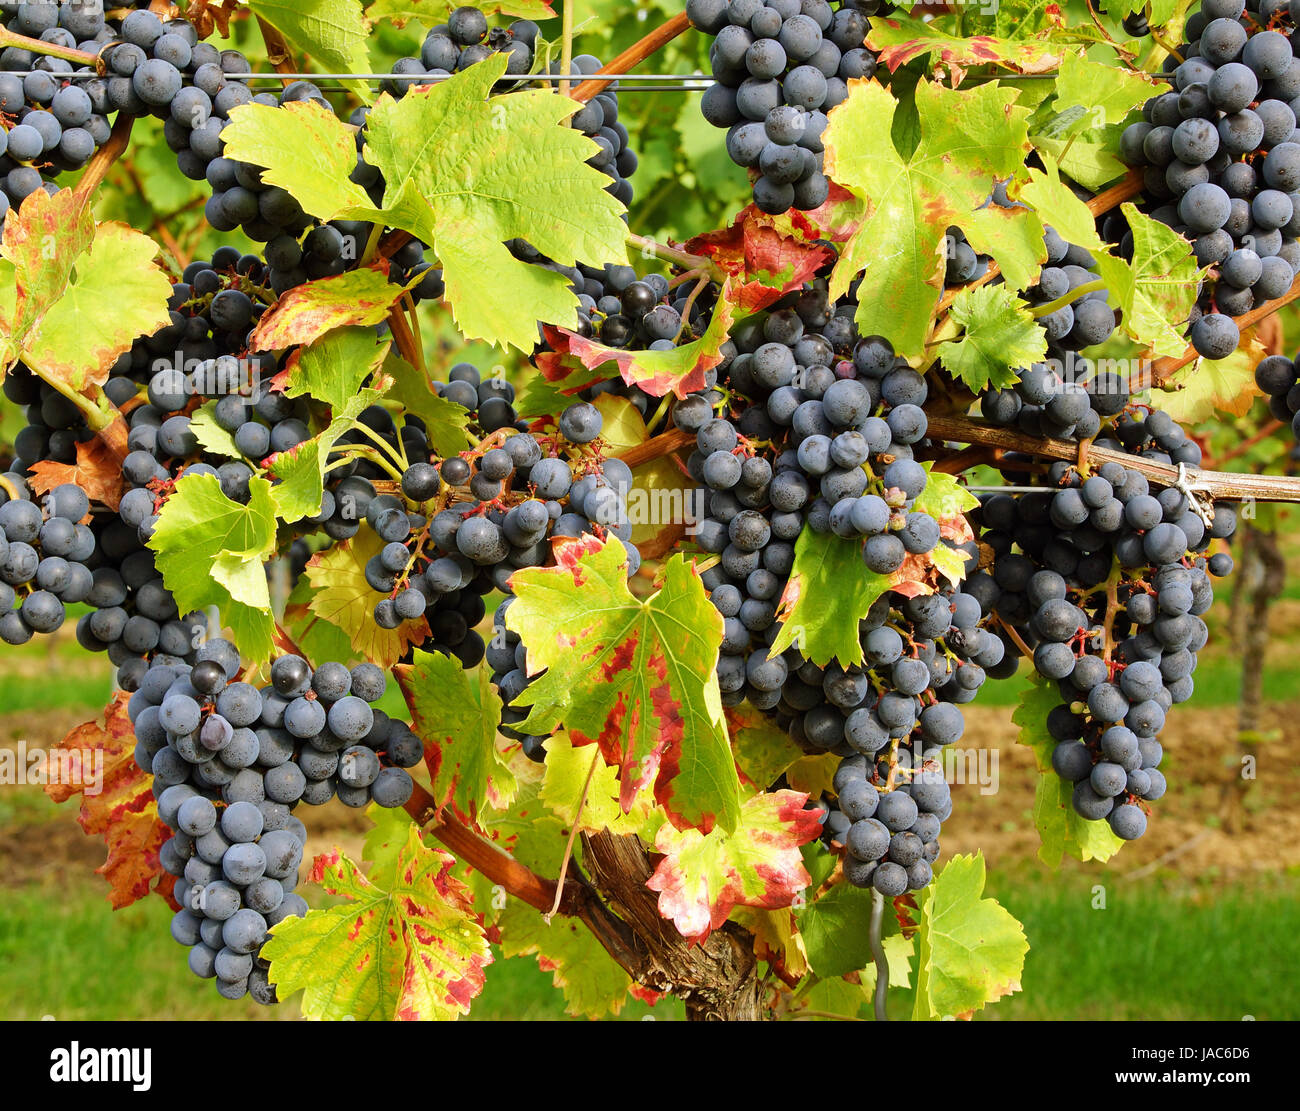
<box><xmin>1028</xmin><ymin>277</ymin><xmax>1106</xmax><ymax>318</ymax></box>
<box><xmin>571</xmin><ymin>12</ymin><xmax>693</xmax><ymax>103</ymax></box>
<box><xmin>626</xmin><ymin>232</ymin><xmax>724</xmax><ymax>282</ymax></box>
<box><xmin>256</xmin><ymin>17</ymin><xmax>297</xmax><ymax>84</ymax></box>
<box><xmin>869</xmin><ymin>890</ymin><xmax>889</xmax><ymax>1022</ymax></box>
<box><xmin>559</xmin><ymin>0</ymin><xmax>575</xmax><ymax>99</ymax></box>
<box><xmin>545</xmin><ymin>748</ymin><xmax>601</xmax><ymax>922</ymax></box>
<box><xmin>612</xmin><ymin>426</ymin><xmax>693</xmax><ymax>468</ymax></box>
<box><xmin>924</xmin><ymin>413</ymin><xmax>1300</xmax><ymax>502</ymax></box>
<box><xmin>0</xmin><ymin>25</ymin><xmax>98</xmax><ymax>65</ymax></box>
<box><xmin>386</xmin><ymin>303</ymin><xmax>422</xmax><ymax>375</ymax></box>
<box><xmin>1143</xmin><ymin>273</ymin><xmax>1300</xmax><ymax>385</ymax></box>
<box><xmin>74</xmin><ymin>113</ymin><xmax>135</xmax><ymax>204</ymax></box>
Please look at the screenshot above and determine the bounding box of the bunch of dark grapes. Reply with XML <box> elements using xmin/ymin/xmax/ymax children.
<box><xmin>1117</xmin><ymin>0</ymin><xmax>1300</xmax><ymax>359</ymax></box>
<box><xmin>1253</xmin><ymin>348</ymin><xmax>1300</xmax><ymax>445</ymax></box>
<box><xmin>971</xmin><ymin>405</ymin><xmax>1236</xmax><ymax>840</ymax></box>
<box><xmin>136</xmin><ymin>643</ymin><xmax>421</xmax><ymax>1001</ymax></box>
<box><xmin>688</xmin><ymin>0</ymin><xmax>883</xmax><ymax>214</ymax></box>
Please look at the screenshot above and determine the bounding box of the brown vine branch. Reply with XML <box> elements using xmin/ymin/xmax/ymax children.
<box><xmin>256</xmin><ymin>17</ymin><xmax>297</xmax><ymax>84</ymax></box>
<box><xmin>571</xmin><ymin>12</ymin><xmax>693</xmax><ymax>103</ymax></box>
<box><xmin>925</xmin><ymin>413</ymin><xmax>1300</xmax><ymax>502</ymax></box>
<box><xmin>73</xmin><ymin>113</ymin><xmax>135</xmax><ymax>204</ymax></box>
<box><xmin>613</xmin><ymin>426</ymin><xmax>693</xmax><ymax>469</ymax></box>
<box><xmin>1144</xmin><ymin>273</ymin><xmax>1300</xmax><ymax>386</ymax></box>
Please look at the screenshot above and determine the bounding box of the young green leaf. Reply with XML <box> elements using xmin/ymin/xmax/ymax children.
<box><xmin>911</xmin><ymin>853</ymin><xmax>1028</xmax><ymax>1020</ymax></box>
<box><xmin>147</xmin><ymin>474</ymin><xmax>279</xmax><ymax>664</ymax></box>
<box><xmin>247</xmin><ymin>0</ymin><xmax>372</xmax><ymax>101</ymax></box>
<box><xmin>382</xmin><ymin>354</ymin><xmax>473</xmax><ymax>457</ymax></box>
<box><xmin>264</xmin><ymin>824</ymin><xmax>492</xmax><ymax>1020</ymax></box>
<box><xmin>539</xmin><ymin>730</ymin><xmax>656</xmax><ymax>838</ymax></box>
<box><xmin>646</xmin><ymin>789</ymin><xmax>823</xmax><ymax>942</ymax></box>
<box><xmin>505</xmin><ymin>534</ymin><xmax>742</xmax><ymax>834</ymax></box>
<box><xmin>939</xmin><ymin>282</ymin><xmax>1047</xmax><ymax>393</ymax></box>
<box><xmin>279</xmin><ymin>326</ymin><xmax>391</xmax><ymax>412</ymax></box>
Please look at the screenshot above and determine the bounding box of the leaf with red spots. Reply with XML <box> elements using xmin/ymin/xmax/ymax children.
<box><xmin>685</xmin><ymin>211</ymin><xmax>837</xmax><ymax>314</ymax></box>
<box><xmin>867</xmin><ymin>16</ymin><xmax>1066</xmax><ymax>83</ymax></box>
<box><xmin>27</xmin><ymin>420</ymin><xmax>129</xmax><ymax>511</ymax></box>
<box><xmin>725</xmin><ymin>703</ymin><xmax>807</xmax><ymax>793</ymax></box>
<box><xmin>646</xmin><ymin>790</ymin><xmax>823</xmax><ymax>943</ymax></box>
<box><xmin>823</xmin><ymin>79</ymin><xmax>1044</xmax><ymax>360</ymax></box>
<box><xmin>44</xmin><ymin>693</ymin><xmax>176</xmax><ymax>910</ymax></box>
<box><xmin>536</xmin><ymin>278</ymin><xmax>741</xmax><ymax>400</ymax></box>
<box><xmin>250</xmin><ymin>263</ymin><xmax>422</xmax><ymax>352</ymax></box>
<box><xmin>505</xmin><ymin>534</ymin><xmax>742</xmax><ymax>834</ymax></box>
<box><xmin>262</xmin><ymin>823</ymin><xmax>492</xmax><ymax>1020</ymax></box>
<box><xmin>394</xmin><ymin>650</ymin><xmax>518</xmax><ymax>823</ymax></box>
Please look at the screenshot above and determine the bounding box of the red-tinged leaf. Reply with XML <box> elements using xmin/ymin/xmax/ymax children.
<box><xmin>27</xmin><ymin>422</ymin><xmax>129</xmax><ymax>511</ymax></box>
<box><xmin>867</xmin><ymin>16</ymin><xmax>1066</xmax><ymax>83</ymax></box>
<box><xmin>264</xmin><ymin>824</ymin><xmax>492</xmax><ymax>1020</ymax></box>
<box><xmin>250</xmin><ymin>262</ymin><xmax>419</xmax><ymax>352</ymax></box>
<box><xmin>685</xmin><ymin>210</ymin><xmax>837</xmax><ymax>314</ymax></box>
<box><xmin>725</xmin><ymin>702</ymin><xmax>806</xmax><ymax>793</ymax></box>
<box><xmin>539</xmin><ymin>281</ymin><xmax>740</xmax><ymax>399</ymax></box>
<box><xmin>505</xmin><ymin>534</ymin><xmax>743</xmax><ymax>834</ymax></box>
<box><xmin>394</xmin><ymin>651</ymin><xmax>518</xmax><ymax>823</ymax></box>
<box><xmin>3</xmin><ymin>187</ymin><xmax>95</xmax><ymax>339</ymax></box>
<box><xmin>628</xmin><ymin>983</ymin><xmax>667</xmax><ymax>1006</ymax></box>
<box><xmin>756</xmin><ymin>183</ymin><xmax>864</xmax><ymax>246</ymax></box>
<box><xmin>44</xmin><ymin>694</ymin><xmax>176</xmax><ymax>909</ymax></box>
<box><xmin>646</xmin><ymin>789</ymin><xmax>823</xmax><ymax>943</ymax></box>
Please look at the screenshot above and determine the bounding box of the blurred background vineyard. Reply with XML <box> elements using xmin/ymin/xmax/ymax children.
<box><xmin>1</xmin><ymin>0</ymin><xmax>1298</xmax><ymax>1020</ymax></box>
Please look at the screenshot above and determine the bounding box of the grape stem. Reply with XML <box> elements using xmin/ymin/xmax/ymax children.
<box><xmin>73</xmin><ymin>113</ymin><xmax>136</xmax><ymax>204</ymax></box>
<box><xmin>925</xmin><ymin>414</ymin><xmax>1300</xmax><ymax>503</ymax></box>
<box><xmin>1028</xmin><ymin>278</ymin><xmax>1107</xmax><ymax>319</ymax></box>
<box><xmin>626</xmin><ymin>232</ymin><xmax>725</xmax><ymax>283</ymax></box>
<box><xmin>385</xmin><ymin>303</ymin><xmax>423</xmax><ymax>377</ymax></box>
<box><xmin>993</xmin><ymin>613</ymin><xmax>1036</xmax><ymax>660</ymax></box>
<box><xmin>559</xmin><ymin>0</ymin><xmax>576</xmax><ymax>99</ymax></box>
<box><xmin>869</xmin><ymin>890</ymin><xmax>889</xmax><ymax>1022</ymax></box>
<box><xmin>0</xmin><ymin>25</ymin><xmax>98</xmax><ymax>65</ymax></box>
<box><xmin>571</xmin><ymin>12</ymin><xmax>693</xmax><ymax>103</ymax></box>
<box><xmin>612</xmin><ymin>425</ymin><xmax>693</xmax><ymax>468</ymax></box>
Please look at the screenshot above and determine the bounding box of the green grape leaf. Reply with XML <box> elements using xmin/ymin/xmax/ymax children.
<box><xmin>1014</xmin><ymin>670</ymin><xmax>1125</xmax><ymax>867</ymax></box>
<box><xmin>147</xmin><ymin>474</ymin><xmax>278</xmax><ymax>664</ymax></box>
<box><xmin>383</xmin><ymin>354</ymin><xmax>473</xmax><ymax>457</ymax></box>
<box><xmin>361</xmin><ymin>54</ymin><xmax>629</xmax><ymax>351</ymax></box>
<box><xmin>539</xmin><ymin>730</ymin><xmax>656</xmax><ymax>838</ymax></box>
<box><xmin>1157</xmin><ymin>330</ymin><xmax>1264</xmax><ymax>423</ymax></box>
<box><xmin>911</xmin><ymin>467</ymin><xmax>982</xmax><ymax>520</ymax></box>
<box><xmin>266</xmin><ymin>386</ymin><xmax>387</xmax><ymax>522</ymax></box>
<box><xmin>539</xmin><ymin>280</ymin><xmax>739</xmax><ymax>398</ymax></box>
<box><xmin>725</xmin><ymin>703</ymin><xmax>807</xmax><ymax>794</ymax></box>
<box><xmin>477</xmin><ymin>778</ymin><xmax>567</xmax><ymax>875</ymax></box>
<box><xmin>264</xmin><ymin>824</ymin><xmax>492</xmax><ymax>1020</ymax></box>
<box><xmin>1019</xmin><ymin>154</ymin><xmax>1107</xmax><ymax>255</ymax></box>
<box><xmin>250</xmin><ymin>263</ymin><xmax>421</xmax><ymax>353</ymax></box>
<box><xmin>824</xmin><ymin>78</ymin><xmax>1043</xmax><ymax>359</ymax></box>
<box><xmin>496</xmin><ymin>899</ymin><xmax>635</xmax><ymax>1019</ymax></box>
<box><xmin>505</xmin><ymin>534</ymin><xmax>742</xmax><ymax>834</ymax></box>
<box><xmin>769</xmin><ymin>530</ymin><xmax>888</xmax><ymax>667</ymax></box>
<box><xmin>866</xmin><ymin>14</ymin><xmax>1067</xmax><ymax>79</ymax></box>
<box><xmin>394</xmin><ymin>651</ymin><xmax>518</xmax><ymax>822</ymax></box>
<box><xmin>0</xmin><ymin>190</ymin><xmax>172</xmax><ymax>402</ymax></box>
<box><xmin>646</xmin><ymin>790</ymin><xmax>823</xmax><ymax>942</ymax></box>
<box><xmin>305</xmin><ymin>526</ymin><xmax>432</xmax><ymax>668</ymax></box>
<box><xmin>793</xmin><ymin>881</ymin><xmax>879</xmax><ymax>978</ymax></box>
<box><xmin>938</xmin><ymin>282</ymin><xmax>1047</xmax><ymax>393</ymax></box>
<box><xmin>188</xmin><ymin>402</ymin><xmax>243</xmax><ymax>460</ymax></box>
<box><xmin>1093</xmin><ymin>204</ymin><xmax>1202</xmax><ymax>359</ymax></box>
<box><xmin>366</xmin><ymin>0</ymin><xmax>556</xmax><ymax>26</ymax></box>
<box><xmin>912</xmin><ymin>852</ymin><xmax>1028</xmax><ymax>1020</ymax></box>
<box><xmin>1053</xmin><ymin>52</ymin><xmax>1155</xmax><ymax>130</ymax></box>
<box><xmin>279</xmin><ymin>326</ymin><xmax>391</xmax><ymax>412</ymax></box>
<box><xmin>246</xmin><ymin>0</ymin><xmax>372</xmax><ymax>101</ymax></box>
<box><xmin>361</xmin><ymin>803</ymin><xmax>414</xmax><ymax>889</ymax></box>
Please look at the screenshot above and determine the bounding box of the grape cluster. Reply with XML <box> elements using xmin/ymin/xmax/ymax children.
<box><xmin>688</xmin><ymin>0</ymin><xmax>881</xmax><ymax>214</ymax></box>
<box><xmin>1254</xmin><ymin>348</ymin><xmax>1300</xmax><ymax>443</ymax></box>
<box><xmin>0</xmin><ymin>481</ymin><xmax>95</xmax><ymax>643</ymax></box>
<box><xmin>135</xmin><ymin>644</ymin><xmax>421</xmax><ymax>1000</ymax></box>
<box><xmin>972</xmin><ymin>406</ymin><xmax>1237</xmax><ymax>839</ymax></box>
<box><xmin>1118</xmin><ymin>0</ymin><xmax>1300</xmax><ymax>359</ymax></box>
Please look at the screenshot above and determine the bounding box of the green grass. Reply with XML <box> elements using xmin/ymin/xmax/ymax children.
<box><xmin>0</xmin><ymin>880</ymin><xmax>681</xmax><ymax>1021</ymax></box>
